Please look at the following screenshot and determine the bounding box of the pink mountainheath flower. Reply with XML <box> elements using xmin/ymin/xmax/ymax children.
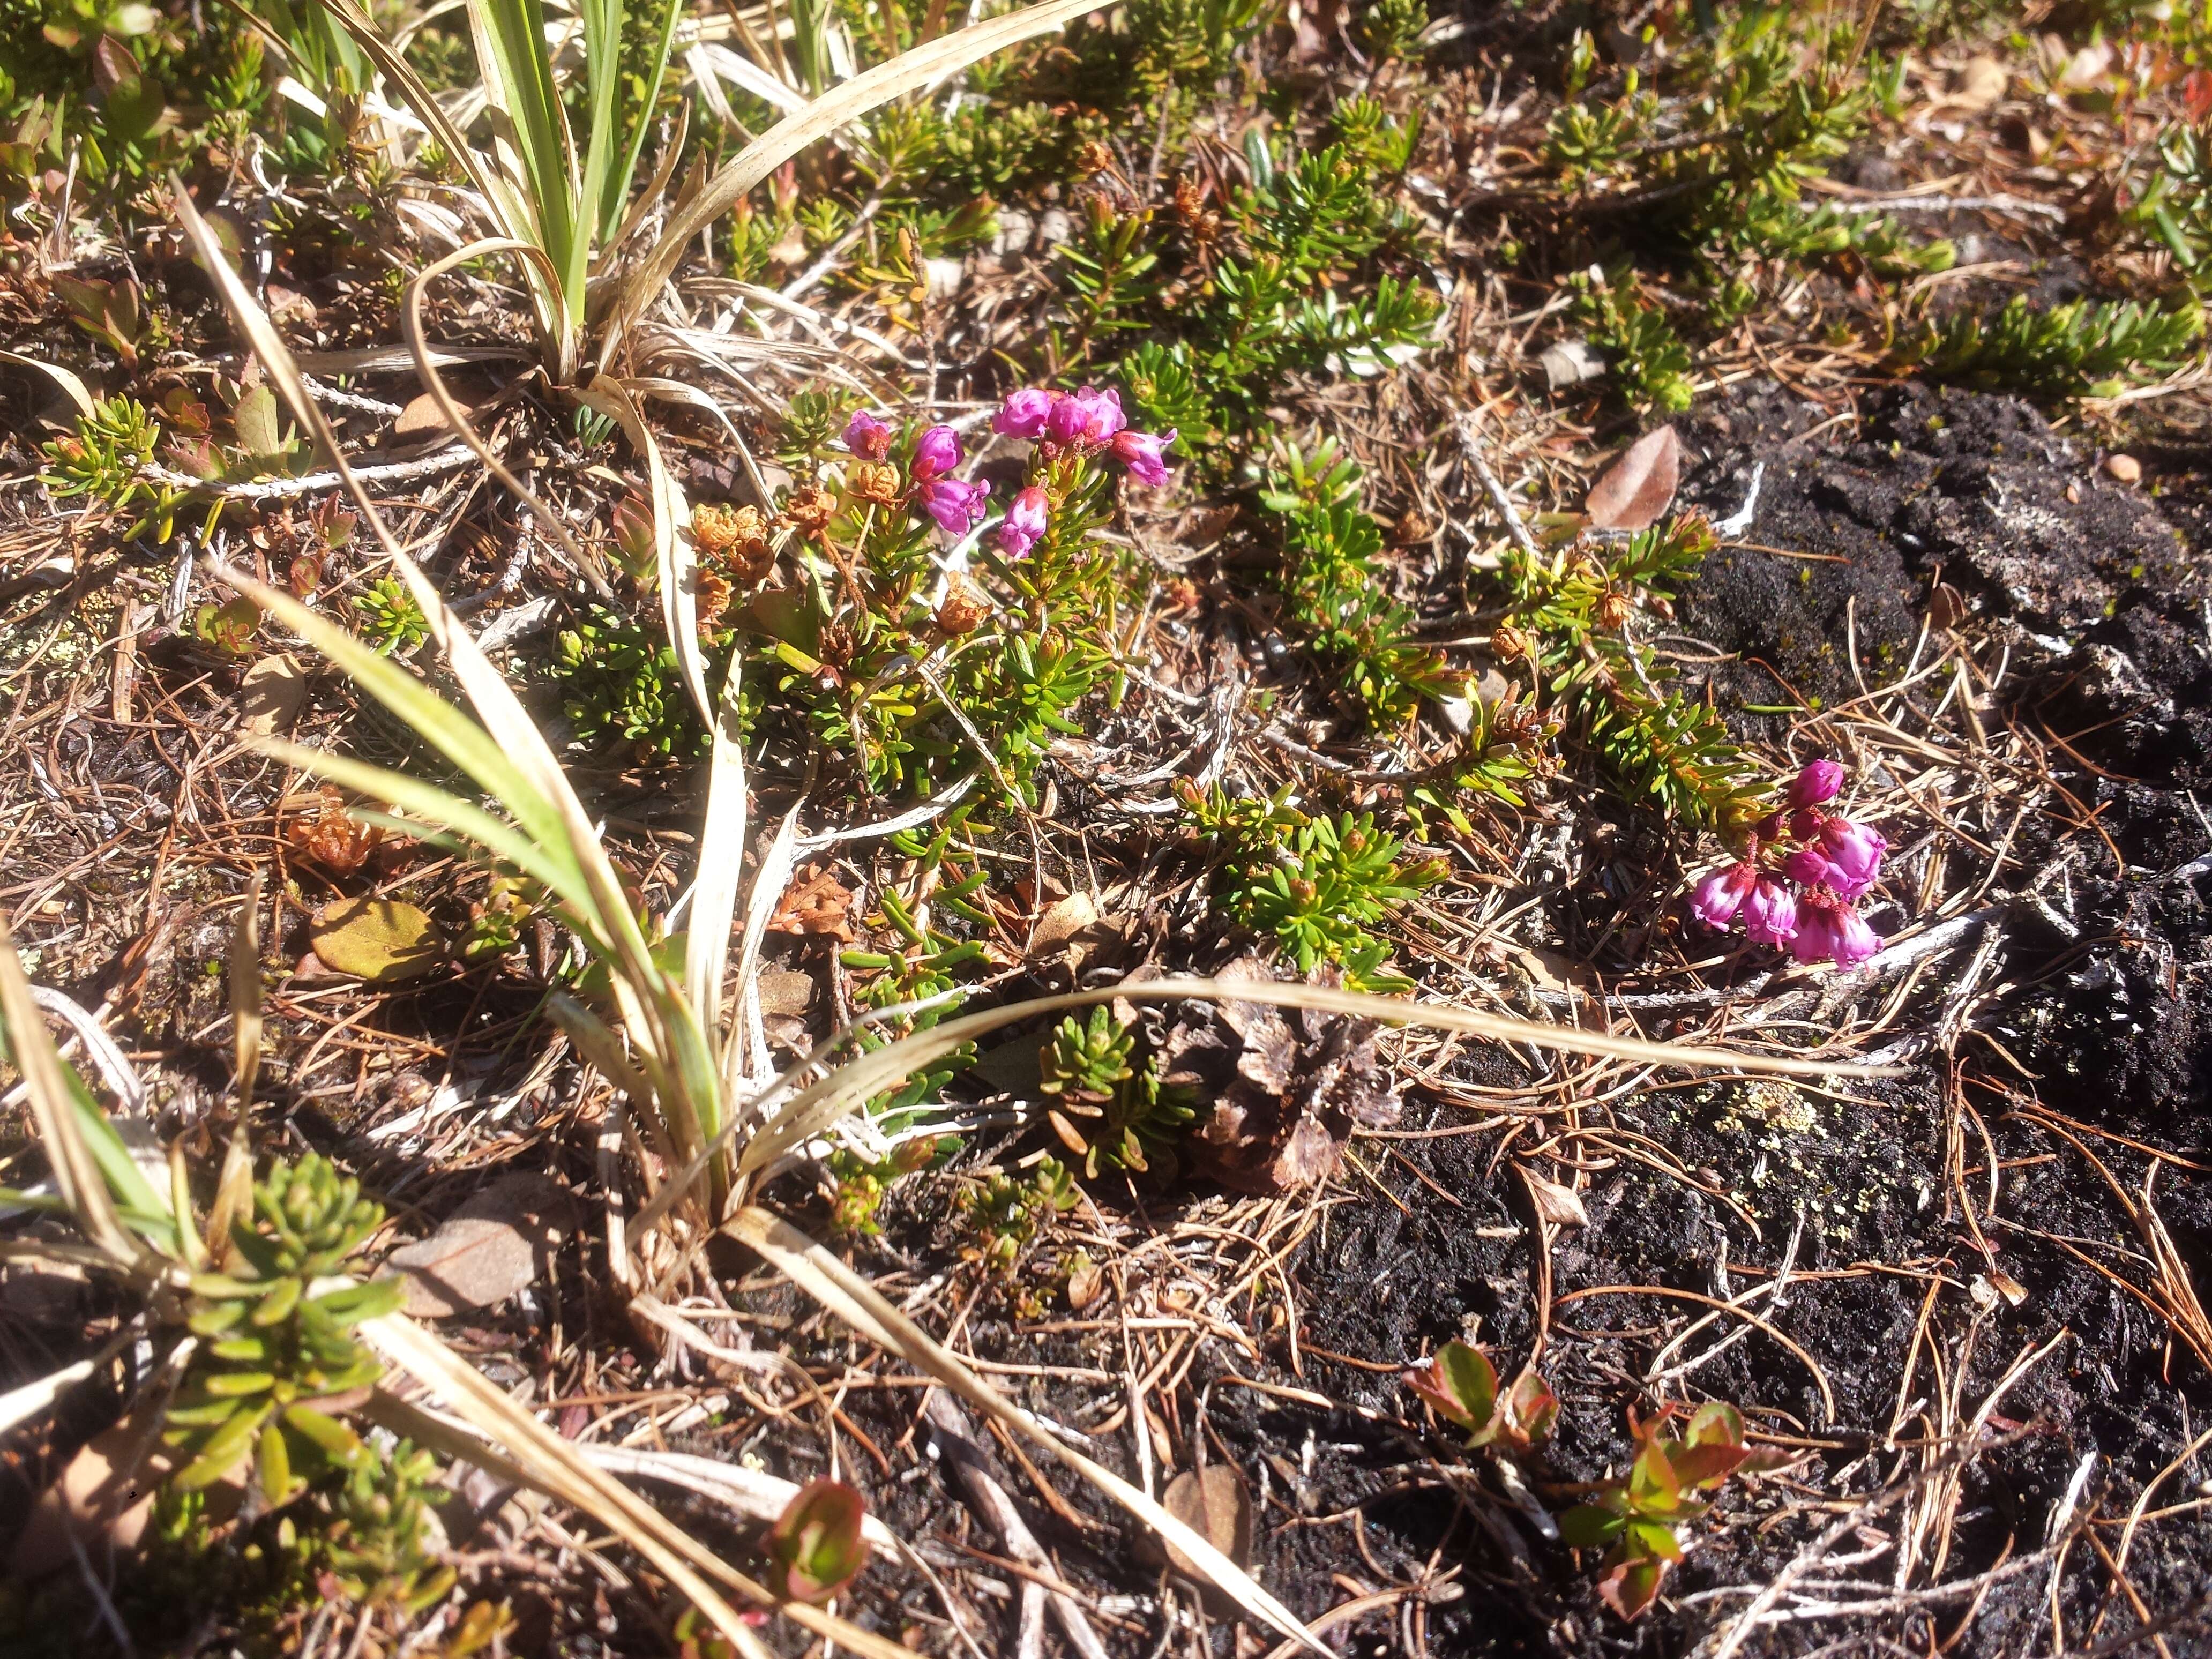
<box><xmin>995</xmin><ymin>388</ymin><xmax>1057</xmax><ymax>439</ymax></box>
<box><xmin>911</xmin><ymin>424</ymin><xmax>963</xmax><ymax>482</ymax></box>
<box><xmin>1688</xmin><ymin>862</ymin><xmax>1757</xmax><ymax>930</ymax></box>
<box><xmin>1742</xmin><ymin>878</ymin><xmax>1799</xmax><ymax>946</ymax></box>
<box><xmin>1783</xmin><ymin>847</ymin><xmax>1835</xmax><ymax>889</ymax></box>
<box><xmin>1000</xmin><ymin>486</ymin><xmax>1051</xmax><ymax>558</ymax></box>
<box><xmin>919</xmin><ymin>477</ymin><xmax>989</xmax><ymax>536</ymax></box>
<box><xmin>1818</xmin><ymin>817</ymin><xmax>1887</xmax><ymax>895</ymax></box>
<box><xmin>1790</xmin><ymin>894</ymin><xmax>1880</xmax><ymax>969</ymax></box>
<box><xmin>843</xmin><ymin>409</ymin><xmax>893</xmax><ymax>461</ymax></box>
<box><xmin>1110</xmin><ymin>427</ymin><xmax>1177</xmax><ymax>486</ymax></box>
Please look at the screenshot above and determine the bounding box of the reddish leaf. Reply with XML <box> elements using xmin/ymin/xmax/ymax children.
<box><xmin>1404</xmin><ymin>1340</ymin><xmax>1499</xmax><ymax>1438</ymax></box>
<box><xmin>1504</xmin><ymin>1370</ymin><xmax>1560</xmax><ymax>1447</ymax></box>
<box><xmin>1585</xmin><ymin>425</ymin><xmax>1680</xmax><ymax>531</ymax></box>
<box><xmin>1683</xmin><ymin>1401</ymin><xmax>1744</xmax><ymax>1449</ymax></box>
<box><xmin>2188</xmin><ymin>68</ymin><xmax>2212</xmax><ymax>123</ymax></box>
<box><xmin>767</xmin><ymin>1479</ymin><xmax>870</xmax><ymax>1603</ymax></box>
<box><xmin>1664</xmin><ymin>1441</ymin><xmax>1747</xmax><ymax>1492</ymax></box>
<box><xmin>1596</xmin><ymin>1546</ymin><xmax>1668</xmax><ymax>1620</ymax></box>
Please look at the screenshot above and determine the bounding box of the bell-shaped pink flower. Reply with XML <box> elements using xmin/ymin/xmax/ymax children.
<box><xmin>1688</xmin><ymin>862</ymin><xmax>1756</xmax><ymax>930</ymax></box>
<box><xmin>918</xmin><ymin>477</ymin><xmax>989</xmax><ymax>536</ymax></box>
<box><xmin>911</xmin><ymin>424</ymin><xmax>963</xmax><ymax>482</ymax></box>
<box><xmin>1789</xmin><ymin>905</ymin><xmax>1837</xmax><ymax>967</ymax></box>
<box><xmin>1073</xmin><ymin>385</ymin><xmax>1125</xmax><ymax>444</ymax></box>
<box><xmin>1818</xmin><ymin>817</ymin><xmax>1886</xmax><ymax>893</ymax></box>
<box><xmin>995</xmin><ymin>388</ymin><xmax>1058</xmax><ymax>439</ymax></box>
<box><xmin>1827</xmin><ymin>902</ymin><xmax>1880</xmax><ymax>969</ymax></box>
<box><xmin>1043</xmin><ymin>385</ymin><xmax>1122</xmax><ymax>448</ymax></box>
<box><xmin>1789</xmin><ymin>893</ymin><xmax>1881</xmax><ymax>968</ymax></box>
<box><xmin>1743</xmin><ymin>878</ymin><xmax>1799</xmax><ymax>946</ymax></box>
<box><xmin>1110</xmin><ymin>427</ymin><xmax>1176</xmax><ymax>487</ymax></box>
<box><xmin>1787</xmin><ymin>759</ymin><xmax>1847</xmax><ymax>809</ymax></box>
<box><xmin>999</xmin><ymin>486</ymin><xmax>1050</xmax><ymax>558</ymax></box>
<box><xmin>843</xmin><ymin>409</ymin><xmax>893</xmax><ymax>460</ymax></box>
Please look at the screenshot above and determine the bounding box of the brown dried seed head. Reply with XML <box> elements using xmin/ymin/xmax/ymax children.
<box><xmin>1490</xmin><ymin>623</ymin><xmax>1534</xmax><ymax>663</ymax></box>
<box><xmin>692</xmin><ymin>502</ymin><xmax>775</xmax><ymax>579</ymax></box>
<box><xmin>847</xmin><ymin>460</ymin><xmax>902</xmax><ymax>507</ymax></box>
<box><xmin>935</xmin><ymin>575</ymin><xmax>992</xmax><ymax>636</ymax></box>
<box><xmin>1077</xmin><ymin>140</ymin><xmax>1117</xmax><ymax>175</ymax></box>
<box><xmin>696</xmin><ymin>569</ymin><xmax>734</xmax><ymax>634</ymax></box>
<box><xmin>781</xmin><ymin>485</ymin><xmax>837</xmax><ymax>535</ymax></box>
<box><xmin>1593</xmin><ymin>587</ymin><xmax>1631</xmax><ymax>631</ymax></box>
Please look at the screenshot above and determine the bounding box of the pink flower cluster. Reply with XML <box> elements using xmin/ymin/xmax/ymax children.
<box><xmin>843</xmin><ymin>409</ymin><xmax>990</xmax><ymax>537</ymax></box>
<box><xmin>841</xmin><ymin>387</ymin><xmax>1175</xmax><ymax>557</ymax></box>
<box><xmin>992</xmin><ymin>385</ymin><xmax>1176</xmax><ymax>558</ymax></box>
<box><xmin>1688</xmin><ymin>760</ymin><xmax>1889</xmax><ymax>970</ymax></box>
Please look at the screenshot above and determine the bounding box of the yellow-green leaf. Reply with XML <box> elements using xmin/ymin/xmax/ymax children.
<box><xmin>309</xmin><ymin>898</ymin><xmax>446</xmax><ymax>985</ymax></box>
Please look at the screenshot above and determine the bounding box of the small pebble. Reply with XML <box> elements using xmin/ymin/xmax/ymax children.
<box><xmin>2106</xmin><ymin>453</ymin><xmax>2143</xmax><ymax>484</ymax></box>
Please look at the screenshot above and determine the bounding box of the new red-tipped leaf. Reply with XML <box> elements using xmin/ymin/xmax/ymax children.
<box><xmin>1402</xmin><ymin>1341</ymin><xmax>1499</xmax><ymax>1439</ymax></box>
<box><xmin>1596</xmin><ymin>1544</ymin><xmax>1668</xmax><ymax>1620</ymax></box>
<box><xmin>1504</xmin><ymin>1370</ymin><xmax>1560</xmax><ymax>1449</ymax></box>
<box><xmin>767</xmin><ymin>1479</ymin><xmax>871</xmax><ymax>1603</ymax></box>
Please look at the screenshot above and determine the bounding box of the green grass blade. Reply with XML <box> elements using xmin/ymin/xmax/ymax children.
<box><xmin>602</xmin><ymin>0</ymin><xmax>1122</xmax><ymax>368</ymax></box>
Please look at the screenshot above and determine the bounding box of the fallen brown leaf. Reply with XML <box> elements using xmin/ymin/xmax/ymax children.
<box><xmin>239</xmin><ymin>652</ymin><xmax>306</xmax><ymax>735</ymax></box>
<box><xmin>1586</xmin><ymin>425</ymin><xmax>1680</xmax><ymax>531</ymax></box>
<box><xmin>1163</xmin><ymin>1465</ymin><xmax>1253</xmax><ymax>1580</ymax></box>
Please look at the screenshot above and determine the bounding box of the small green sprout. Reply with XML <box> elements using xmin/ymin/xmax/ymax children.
<box><xmin>766</xmin><ymin>1479</ymin><xmax>871</xmax><ymax>1603</ymax></box>
<box><xmin>959</xmin><ymin>1156</ymin><xmax>1079</xmax><ymax>1277</ymax></box>
<box><xmin>1401</xmin><ymin>1341</ymin><xmax>1559</xmax><ymax>1453</ymax></box>
<box><xmin>192</xmin><ymin>595</ymin><xmax>261</xmax><ymax>659</ymax></box>
<box><xmin>1040</xmin><ymin>1007</ymin><xmax>1199</xmax><ymax>1179</ymax></box>
<box><xmin>352</xmin><ymin>578</ymin><xmax>429</xmax><ymax>655</ymax></box>
<box><xmin>166</xmin><ymin>1153</ymin><xmax>402</xmax><ymax>1505</ymax></box>
<box><xmin>39</xmin><ymin>394</ymin><xmax>186</xmax><ymax>539</ymax></box>
<box><xmin>1559</xmin><ymin>1402</ymin><xmax>1793</xmax><ymax>1620</ymax></box>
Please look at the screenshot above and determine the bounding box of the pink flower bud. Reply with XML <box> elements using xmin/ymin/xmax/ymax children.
<box><xmin>1688</xmin><ymin>862</ymin><xmax>1757</xmax><ymax>930</ymax></box>
<box><xmin>843</xmin><ymin>409</ymin><xmax>893</xmax><ymax>460</ymax></box>
<box><xmin>1783</xmin><ymin>847</ymin><xmax>1834</xmax><ymax>888</ymax></box>
<box><xmin>1110</xmin><ymin>427</ymin><xmax>1176</xmax><ymax>487</ymax></box>
<box><xmin>999</xmin><ymin>486</ymin><xmax>1050</xmax><ymax>558</ymax></box>
<box><xmin>1788</xmin><ymin>759</ymin><xmax>1846</xmax><ymax>809</ymax></box>
<box><xmin>911</xmin><ymin>423</ymin><xmax>963</xmax><ymax>482</ymax></box>
<box><xmin>1743</xmin><ymin>878</ymin><xmax>1799</xmax><ymax>946</ymax></box>
<box><xmin>918</xmin><ymin>477</ymin><xmax>989</xmax><ymax>536</ymax></box>
<box><xmin>995</xmin><ymin>388</ymin><xmax>1058</xmax><ymax>439</ymax></box>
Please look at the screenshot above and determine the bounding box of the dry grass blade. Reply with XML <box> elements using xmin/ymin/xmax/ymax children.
<box><xmin>362</xmin><ymin>1313</ymin><xmax>919</xmax><ymax>1659</ymax></box>
<box><xmin>402</xmin><ymin>242</ymin><xmax>614</xmax><ymax>596</ymax></box>
<box><xmin>686</xmin><ymin>669</ymin><xmax>750</xmax><ymax>1066</ymax></box>
<box><xmin>229</xmin><ymin>869</ymin><xmax>264</xmax><ymax>1110</ymax></box>
<box><xmin>0</xmin><ymin>922</ymin><xmax>140</xmax><ymax>1268</ymax></box>
<box><xmin>731</xmin><ymin>1207</ymin><xmax>1330</xmax><ymax>1653</ymax></box>
<box><xmin>172</xmin><ymin>181</ymin><xmax>720</xmax><ymax>1159</ymax></box>
<box><xmin>576</xmin><ymin>375</ymin><xmax>703</xmax><ymax>714</ymax></box>
<box><xmin>737</xmin><ymin>974</ymin><xmax>1897</xmax><ymax>1180</ymax></box>
<box><xmin>603</xmin><ymin>0</ymin><xmax>1119</xmax><ymax>363</ymax></box>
